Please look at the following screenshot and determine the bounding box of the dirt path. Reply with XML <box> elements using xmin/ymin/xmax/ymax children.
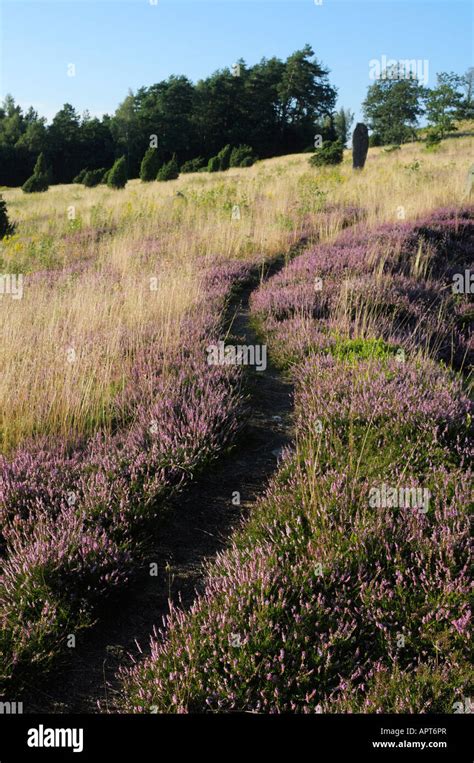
<box><xmin>24</xmin><ymin>262</ymin><xmax>295</xmax><ymax>714</ymax></box>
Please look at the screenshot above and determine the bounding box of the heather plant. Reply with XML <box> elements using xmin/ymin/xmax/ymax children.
<box><xmin>118</xmin><ymin>208</ymin><xmax>473</xmax><ymax>713</ymax></box>
<box><xmin>118</xmin><ymin>356</ymin><xmax>471</xmax><ymax>712</ymax></box>
<box><xmin>1</xmin><ymin>142</ymin><xmax>473</xmax><ymax>702</ymax></box>
<box><xmin>0</xmin><ymin>260</ymin><xmax>252</xmax><ymax>686</ymax></box>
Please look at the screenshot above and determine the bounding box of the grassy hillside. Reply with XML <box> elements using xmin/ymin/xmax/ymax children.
<box><xmin>0</xmin><ymin>134</ymin><xmax>472</xmax><ymax>452</ymax></box>
<box><xmin>0</xmin><ymin>132</ymin><xmax>472</xmax><ymax>698</ymax></box>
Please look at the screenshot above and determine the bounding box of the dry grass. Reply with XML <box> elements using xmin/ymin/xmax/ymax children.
<box><xmin>0</xmin><ymin>131</ymin><xmax>471</xmax><ymax>451</ymax></box>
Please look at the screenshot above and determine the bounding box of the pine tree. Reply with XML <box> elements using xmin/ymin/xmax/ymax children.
<box><xmin>309</xmin><ymin>140</ymin><xmax>344</xmax><ymax>167</ymax></box>
<box><xmin>107</xmin><ymin>156</ymin><xmax>127</xmax><ymax>189</ymax></box>
<box><xmin>156</xmin><ymin>155</ymin><xmax>179</xmax><ymax>181</ymax></box>
<box><xmin>0</xmin><ymin>195</ymin><xmax>15</xmax><ymax>238</ymax></box>
<box><xmin>216</xmin><ymin>144</ymin><xmax>232</xmax><ymax>171</ymax></box>
<box><xmin>180</xmin><ymin>157</ymin><xmax>206</xmax><ymax>173</ymax></box>
<box><xmin>73</xmin><ymin>168</ymin><xmax>88</xmax><ymax>184</ymax></box>
<box><xmin>207</xmin><ymin>155</ymin><xmax>220</xmax><ymax>173</ymax></box>
<box><xmin>334</xmin><ymin>108</ymin><xmax>354</xmax><ymax>147</ymax></box>
<box><xmin>22</xmin><ymin>151</ymin><xmax>50</xmax><ymax>193</ymax></box>
<box><xmin>34</xmin><ymin>152</ymin><xmax>49</xmax><ymax>177</ymax></box>
<box><xmin>140</xmin><ymin>147</ymin><xmax>161</xmax><ymax>182</ymax></box>
<box><xmin>229</xmin><ymin>145</ymin><xmax>255</xmax><ymax>167</ymax></box>
<box><xmin>83</xmin><ymin>168</ymin><xmax>107</xmax><ymax>187</ymax></box>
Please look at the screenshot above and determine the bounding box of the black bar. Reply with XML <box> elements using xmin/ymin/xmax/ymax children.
<box><xmin>0</xmin><ymin>713</ymin><xmax>471</xmax><ymax>761</ymax></box>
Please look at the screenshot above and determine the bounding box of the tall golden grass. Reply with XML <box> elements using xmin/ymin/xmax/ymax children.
<box><xmin>0</xmin><ymin>132</ymin><xmax>472</xmax><ymax>451</ymax></box>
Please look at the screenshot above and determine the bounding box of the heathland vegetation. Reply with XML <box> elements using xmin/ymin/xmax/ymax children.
<box><xmin>0</xmin><ymin>20</ymin><xmax>472</xmax><ymax>715</ymax></box>
<box><xmin>0</xmin><ymin>124</ymin><xmax>472</xmax><ymax>707</ymax></box>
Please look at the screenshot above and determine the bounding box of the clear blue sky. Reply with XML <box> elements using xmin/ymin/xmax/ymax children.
<box><xmin>0</xmin><ymin>0</ymin><xmax>472</xmax><ymax>124</ymax></box>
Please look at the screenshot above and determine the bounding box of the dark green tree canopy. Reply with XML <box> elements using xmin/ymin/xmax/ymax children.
<box><xmin>363</xmin><ymin>73</ymin><xmax>426</xmax><ymax>145</ymax></box>
<box><xmin>107</xmin><ymin>155</ymin><xmax>127</xmax><ymax>189</ymax></box>
<box><xmin>426</xmin><ymin>72</ymin><xmax>465</xmax><ymax>137</ymax></box>
<box><xmin>0</xmin><ymin>57</ymin><xmax>471</xmax><ymax>187</ymax></box>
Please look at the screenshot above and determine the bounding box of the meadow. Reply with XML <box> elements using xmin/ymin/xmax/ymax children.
<box><xmin>0</xmin><ymin>133</ymin><xmax>472</xmax><ymax>709</ymax></box>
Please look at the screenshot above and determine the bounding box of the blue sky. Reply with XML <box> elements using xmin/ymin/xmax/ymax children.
<box><xmin>0</xmin><ymin>0</ymin><xmax>472</xmax><ymax>124</ymax></box>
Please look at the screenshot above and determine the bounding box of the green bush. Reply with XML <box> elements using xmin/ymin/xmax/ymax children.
<box><xmin>156</xmin><ymin>155</ymin><xmax>179</xmax><ymax>181</ymax></box>
<box><xmin>180</xmin><ymin>157</ymin><xmax>206</xmax><ymax>174</ymax></box>
<box><xmin>216</xmin><ymin>144</ymin><xmax>232</xmax><ymax>171</ymax></box>
<box><xmin>0</xmin><ymin>195</ymin><xmax>15</xmax><ymax>239</ymax></box>
<box><xmin>308</xmin><ymin>140</ymin><xmax>344</xmax><ymax>167</ymax></box>
<box><xmin>229</xmin><ymin>145</ymin><xmax>255</xmax><ymax>168</ymax></box>
<box><xmin>83</xmin><ymin>168</ymin><xmax>107</xmax><ymax>187</ymax></box>
<box><xmin>22</xmin><ymin>152</ymin><xmax>50</xmax><ymax>193</ymax></box>
<box><xmin>425</xmin><ymin>129</ymin><xmax>442</xmax><ymax>149</ymax></box>
<box><xmin>73</xmin><ymin>168</ymin><xmax>88</xmax><ymax>184</ymax></box>
<box><xmin>140</xmin><ymin>147</ymin><xmax>161</xmax><ymax>182</ymax></box>
<box><xmin>22</xmin><ymin>173</ymin><xmax>49</xmax><ymax>193</ymax></box>
<box><xmin>207</xmin><ymin>155</ymin><xmax>220</xmax><ymax>173</ymax></box>
<box><xmin>101</xmin><ymin>169</ymin><xmax>110</xmax><ymax>184</ymax></box>
<box><xmin>369</xmin><ymin>133</ymin><xmax>383</xmax><ymax>147</ymax></box>
<box><xmin>107</xmin><ymin>156</ymin><xmax>128</xmax><ymax>189</ymax></box>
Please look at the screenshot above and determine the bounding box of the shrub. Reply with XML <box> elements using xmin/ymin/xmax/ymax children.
<box><xmin>308</xmin><ymin>140</ymin><xmax>344</xmax><ymax>167</ymax></box>
<box><xmin>207</xmin><ymin>155</ymin><xmax>220</xmax><ymax>173</ymax></box>
<box><xmin>83</xmin><ymin>168</ymin><xmax>107</xmax><ymax>187</ymax></box>
<box><xmin>229</xmin><ymin>145</ymin><xmax>255</xmax><ymax>168</ymax></box>
<box><xmin>369</xmin><ymin>133</ymin><xmax>383</xmax><ymax>147</ymax></box>
<box><xmin>180</xmin><ymin>157</ymin><xmax>206</xmax><ymax>174</ymax></box>
<box><xmin>140</xmin><ymin>147</ymin><xmax>161</xmax><ymax>182</ymax></box>
<box><xmin>101</xmin><ymin>169</ymin><xmax>110</xmax><ymax>184</ymax></box>
<box><xmin>22</xmin><ymin>174</ymin><xmax>49</xmax><ymax>193</ymax></box>
<box><xmin>425</xmin><ymin>129</ymin><xmax>442</xmax><ymax>149</ymax></box>
<box><xmin>22</xmin><ymin>152</ymin><xmax>50</xmax><ymax>193</ymax></box>
<box><xmin>0</xmin><ymin>195</ymin><xmax>15</xmax><ymax>239</ymax></box>
<box><xmin>107</xmin><ymin>156</ymin><xmax>127</xmax><ymax>189</ymax></box>
<box><xmin>216</xmin><ymin>144</ymin><xmax>232</xmax><ymax>171</ymax></box>
<box><xmin>73</xmin><ymin>169</ymin><xmax>88</xmax><ymax>184</ymax></box>
<box><xmin>156</xmin><ymin>155</ymin><xmax>179</xmax><ymax>182</ymax></box>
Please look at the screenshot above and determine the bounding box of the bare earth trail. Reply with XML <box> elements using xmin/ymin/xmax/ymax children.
<box><xmin>24</xmin><ymin>256</ymin><xmax>298</xmax><ymax>714</ymax></box>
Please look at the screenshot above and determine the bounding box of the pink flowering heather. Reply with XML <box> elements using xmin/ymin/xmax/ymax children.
<box><xmin>118</xmin><ymin>208</ymin><xmax>472</xmax><ymax>713</ymax></box>
<box><xmin>0</xmin><ymin>259</ymin><xmax>253</xmax><ymax>686</ymax></box>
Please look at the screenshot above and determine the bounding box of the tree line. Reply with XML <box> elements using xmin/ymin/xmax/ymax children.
<box><xmin>363</xmin><ymin>67</ymin><xmax>474</xmax><ymax>146</ymax></box>
<box><xmin>0</xmin><ymin>45</ymin><xmax>338</xmax><ymax>187</ymax></box>
<box><xmin>0</xmin><ymin>49</ymin><xmax>472</xmax><ymax>189</ymax></box>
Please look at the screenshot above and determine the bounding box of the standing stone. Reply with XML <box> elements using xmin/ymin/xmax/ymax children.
<box><xmin>465</xmin><ymin>164</ymin><xmax>474</xmax><ymax>197</ymax></box>
<box><xmin>352</xmin><ymin>123</ymin><xmax>369</xmax><ymax>170</ymax></box>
